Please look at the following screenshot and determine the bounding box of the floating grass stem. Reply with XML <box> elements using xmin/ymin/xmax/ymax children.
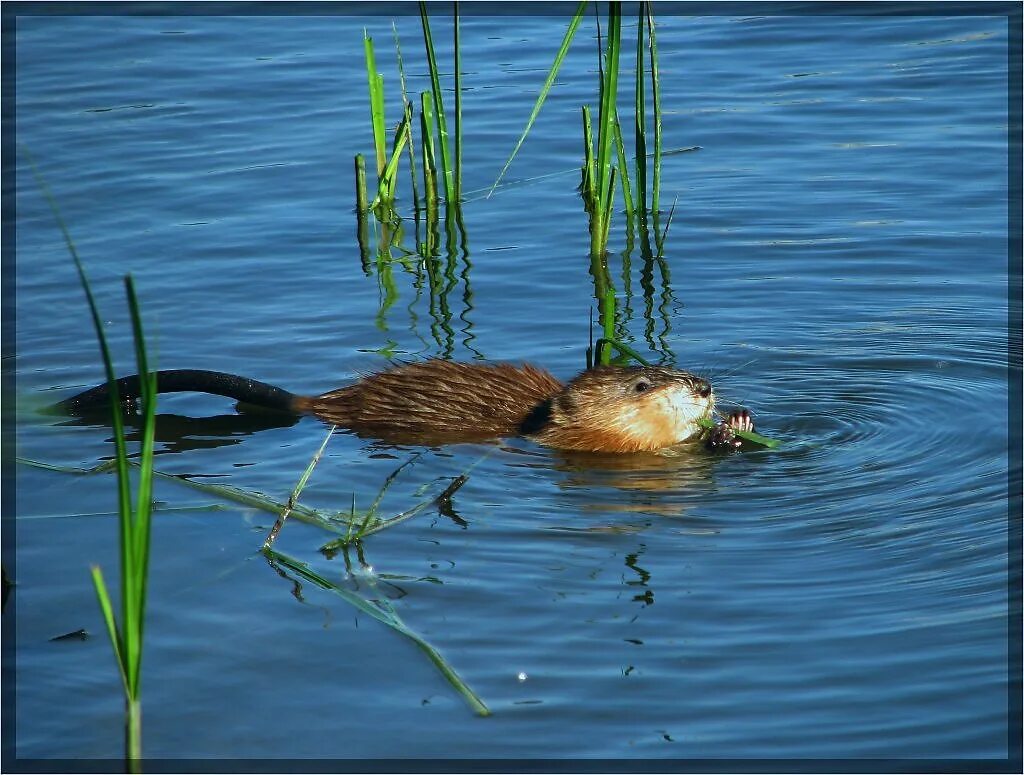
<box><xmin>263</xmin><ymin>427</ymin><xmax>336</xmax><ymax>550</ymax></box>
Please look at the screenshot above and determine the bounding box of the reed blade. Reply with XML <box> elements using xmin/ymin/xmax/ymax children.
<box><xmin>489</xmin><ymin>0</ymin><xmax>587</xmax><ymax>196</ymax></box>
<box><xmin>90</xmin><ymin>566</ymin><xmax>130</xmax><ymax>696</ymax></box>
<box><xmin>590</xmin><ymin>2</ymin><xmax>622</xmax><ymax>258</ymax></box>
<box><xmin>634</xmin><ymin>3</ymin><xmax>648</xmax><ymax>219</ymax></box>
<box><xmin>646</xmin><ymin>2</ymin><xmax>662</xmax><ymax>217</ymax></box>
<box><xmin>453</xmin><ymin>2</ymin><xmax>462</xmax><ymax>202</ymax></box>
<box><xmin>364</xmin><ymin>31</ymin><xmax>388</xmax><ymax>178</ymax></box>
<box><xmin>370</xmin><ymin>111</ymin><xmax>411</xmax><ymax>209</ymax></box>
<box><xmin>123</xmin><ymin>275</ymin><xmax>156</xmax><ymax>697</ymax></box>
<box><xmin>419</xmin><ymin>3</ymin><xmax>454</xmax><ymax>202</ymax></box>
<box><xmin>391</xmin><ymin>22</ymin><xmax>422</xmax><ymax>215</ymax></box>
<box><xmin>612</xmin><ymin>110</ymin><xmax>635</xmax><ymax>216</ymax></box>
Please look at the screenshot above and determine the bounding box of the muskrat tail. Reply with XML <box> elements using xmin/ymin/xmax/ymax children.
<box><xmin>54</xmin><ymin>369</ymin><xmax>300</xmax><ymax>416</ymax></box>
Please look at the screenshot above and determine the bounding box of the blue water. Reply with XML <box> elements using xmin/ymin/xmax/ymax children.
<box><xmin>11</xmin><ymin>9</ymin><xmax>1016</xmax><ymax>765</ymax></box>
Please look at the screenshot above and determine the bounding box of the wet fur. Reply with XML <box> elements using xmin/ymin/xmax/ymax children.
<box><xmin>294</xmin><ymin>360</ymin><xmax>565</xmax><ymax>438</ymax></box>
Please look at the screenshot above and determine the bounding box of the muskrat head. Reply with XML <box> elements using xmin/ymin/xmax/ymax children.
<box><xmin>534</xmin><ymin>365</ymin><xmax>715</xmax><ymax>453</ymax></box>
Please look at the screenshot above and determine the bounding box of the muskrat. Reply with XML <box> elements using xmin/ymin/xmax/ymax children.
<box><xmin>56</xmin><ymin>360</ymin><xmax>755</xmax><ymax>454</ymax></box>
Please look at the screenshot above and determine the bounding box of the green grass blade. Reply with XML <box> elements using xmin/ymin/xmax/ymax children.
<box><xmin>453</xmin><ymin>2</ymin><xmax>462</xmax><ymax>203</ymax></box>
<box><xmin>123</xmin><ymin>275</ymin><xmax>156</xmax><ymax>697</ymax></box>
<box><xmin>419</xmin><ymin>3</ymin><xmax>454</xmax><ymax>202</ymax></box>
<box><xmin>596</xmin><ymin>4</ymin><xmax>621</xmax><ymax>210</ymax></box>
<box><xmin>90</xmin><ymin>565</ymin><xmax>130</xmax><ymax>696</ymax></box>
<box><xmin>601</xmin><ymin>165</ymin><xmax>617</xmax><ymax>250</ymax></box>
<box><xmin>591</xmin><ymin>3</ymin><xmax>622</xmax><ymax>257</ymax></box>
<box><xmin>581</xmin><ymin>105</ymin><xmax>596</xmax><ymax>213</ymax></box>
<box><xmin>17</xmin><ymin>457</ymin><xmax>346</xmax><ymax>533</ymax></box>
<box><xmin>364</xmin><ymin>31</ymin><xmax>388</xmax><ymax>178</ymax></box>
<box><xmin>22</xmin><ymin>149</ymin><xmax>134</xmax><ymax>524</ymax></box>
<box><xmin>420</xmin><ymin>91</ymin><xmax>438</xmax><ymax>206</ymax></box>
<box><xmin>391</xmin><ymin>22</ymin><xmax>422</xmax><ymax>215</ymax></box>
<box><xmin>612</xmin><ymin>110</ymin><xmax>635</xmax><ymax>215</ymax></box>
<box><xmin>489</xmin><ymin>0</ymin><xmax>587</xmax><ymax>197</ymax></box>
<box><xmin>370</xmin><ymin>112</ymin><xmax>411</xmax><ymax>209</ymax></box>
<box><xmin>634</xmin><ymin>3</ymin><xmax>648</xmax><ymax>218</ymax></box>
<box><xmin>646</xmin><ymin>2</ymin><xmax>662</xmax><ymax>217</ymax></box>
<box><xmin>264</xmin><ymin>548</ymin><xmax>490</xmax><ymax>716</ymax></box>
<box><xmin>263</xmin><ymin>427</ymin><xmax>335</xmax><ymax>550</ymax></box>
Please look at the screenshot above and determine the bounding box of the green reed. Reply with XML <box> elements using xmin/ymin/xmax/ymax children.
<box><xmin>419</xmin><ymin>2</ymin><xmax>458</xmax><ymax>203</ymax></box>
<box><xmin>25</xmin><ymin>152</ymin><xmax>158</xmax><ymax>769</ymax></box>
<box><xmin>86</xmin><ymin>276</ymin><xmax>156</xmax><ymax>772</ymax></box>
<box><xmin>365</xmin><ymin>30</ymin><xmax>388</xmax><ymax>180</ymax></box>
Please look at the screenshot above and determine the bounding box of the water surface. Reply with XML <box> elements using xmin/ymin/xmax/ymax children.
<box><xmin>11</xmin><ymin>8</ymin><xmax>1016</xmax><ymax>766</ymax></box>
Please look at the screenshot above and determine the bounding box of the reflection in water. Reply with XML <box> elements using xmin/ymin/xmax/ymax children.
<box><xmin>360</xmin><ymin>201</ymin><xmax>480</xmax><ymax>359</ymax></box>
<box><xmin>550</xmin><ymin>442</ymin><xmax>720</xmax><ymax>506</ymax></box>
<box><xmin>56</xmin><ymin>410</ymin><xmax>300</xmax><ymax>456</ymax></box>
<box><xmin>624</xmin><ymin>544</ymin><xmax>653</xmax><ymax>607</ymax></box>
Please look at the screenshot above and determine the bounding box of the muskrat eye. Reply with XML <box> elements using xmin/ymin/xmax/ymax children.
<box><xmin>695</xmin><ymin>379</ymin><xmax>712</xmax><ymax>399</ymax></box>
<box><xmin>633</xmin><ymin>380</ymin><xmax>652</xmax><ymax>393</ymax></box>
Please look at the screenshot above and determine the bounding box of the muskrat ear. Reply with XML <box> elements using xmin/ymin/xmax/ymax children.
<box><xmin>632</xmin><ymin>378</ymin><xmax>653</xmax><ymax>394</ymax></box>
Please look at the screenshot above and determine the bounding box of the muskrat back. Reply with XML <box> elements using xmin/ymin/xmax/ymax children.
<box><xmin>294</xmin><ymin>360</ymin><xmax>565</xmax><ymax>438</ymax></box>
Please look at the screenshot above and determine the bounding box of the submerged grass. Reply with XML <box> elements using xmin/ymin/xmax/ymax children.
<box><xmin>263</xmin><ymin>427</ymin><xmax>337</xmax><ymax>550</ymax></box>
<box><xmin>264</xmin><ymin>547</ymin><xmax>490</xmax><ymax>716</ymax></box>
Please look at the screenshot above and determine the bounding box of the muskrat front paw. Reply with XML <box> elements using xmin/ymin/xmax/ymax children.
<box><xmin>706</xmin><ymin>410</ymin><xmax>754</xmax><ymax>451</ymax></box>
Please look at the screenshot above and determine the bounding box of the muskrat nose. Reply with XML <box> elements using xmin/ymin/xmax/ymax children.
<box><xmin>695</xmin><ymin>378</ymin><xmax>712</xmax><ymax>399</ymax></box>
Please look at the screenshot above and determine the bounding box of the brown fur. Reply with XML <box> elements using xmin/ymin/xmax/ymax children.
<box><xmin>294</xmin><ymin>360</ymin><xmax>564</xmax><ymax>438</ymax></box>
<box><xmin>293</xmin><ymin>360</ymin><xmax>713</xmax><ymax>453</ymax></box>
<box><xmin>531</xmin><ymin>366</ymin><xmax>713</xmax><ymax>453</ymax></box>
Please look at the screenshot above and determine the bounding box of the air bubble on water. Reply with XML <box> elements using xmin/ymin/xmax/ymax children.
<box><xmin>517</xmin><ymin>672</ymin><xmax>528</xmax><ymax>682</ymax></box>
